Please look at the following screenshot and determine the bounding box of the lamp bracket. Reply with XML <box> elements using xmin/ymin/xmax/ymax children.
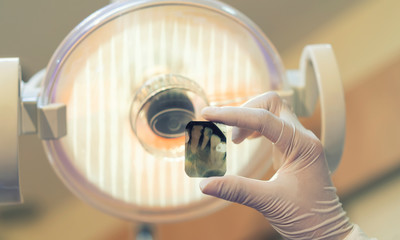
<box><xmin>20</xmin><ymin>69</ymin><xmax>67</xmax><ymax>140</ymax></box>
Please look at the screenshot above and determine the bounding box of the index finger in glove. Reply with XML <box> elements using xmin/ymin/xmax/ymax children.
<box><xmin>232</xmin><ymin>92</ymin><xmax>284</xmax><ymax>143</ymax></box>
<box><xmin>202</xmin><ymin>106</ymin><xmax>284</xmax><ymax>145</ymax></box>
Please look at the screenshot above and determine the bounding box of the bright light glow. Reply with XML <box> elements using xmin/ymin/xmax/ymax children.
<box><xmin>72</xmin><ymin>77</ymin><xmax>78</xmax><ymax>162</ymax></box>
<box><xmin>207</xmin><ymin>26</ymin><xmax>216</xmax><ymax>96</ymax></box>
<box><xmin>147</xmin><ymin>20</ymin><xmax>154</xmax><ymax>74</ymax></box>
<box><xmin>220</xmin><ymin>32</ymin><xmax>228</xmax><ymax>96</ymax></box>
<box><xmin>184</xmin><ymin>20</ymin><xmax>191</xmax><ymax>71</ymax></box>
<box><xmin>98</xmin><ymin>46</ymin><xmax>106</xmax><ymax>190</ymax></box>
<box><xmin>145</xmin><ymin>154</ymin><xmax>155</xmax><ymax>206</ymax></box>
<box><xmin>110</xmin><ymin>36</ymin><xmax>118</xmax><ymax>196</ymax></box>
<box><xmin>134</xmin><ymin>136</ymin><xmax>144</xmax><ymax>205</ymax></box>
<box><xmin>196</xmin><ymin>24</ymin><xmax>204</xmax><ymax>81</ymax></box>
<box><xmin>172</xmin><ymin>20</ymin><xmax>179</xmax><ymax>71</ymax></box>
<box><xmin>122</xmin><ymin>16</ymin><xmax>132</xmax><ymax>203</ymax></box>
<box><xmin>160</xmin><ymin>19</ymin><xmax>167</xmax><ymax>69</ymax></box>
<box><xmin>158</xmin><ymin>158</ymin><xmax>167</xmax><ymax>207</ymax></box>
<box><xmin>233</xmin><ymin>43</ymin><xmax>240</xmax><ymax>96</ymax></box>
<box><xmin>170</xmin><ymin>153</ymin><xmax>178</xmax><ymax>206</ymax></box>
<box><xmin>85</xmin><ymin>60</ymin><xmax>92</xmax><ymax>180</ymax></box>
<box><xmin>245</xmin><ymin>58</ymin><xmax>251</xmax><ymax>94</ymax></box>
<box><xmin>56</xmin><ymin>5</ymin><xmax>275</xmax><ymax>218</ymax></box>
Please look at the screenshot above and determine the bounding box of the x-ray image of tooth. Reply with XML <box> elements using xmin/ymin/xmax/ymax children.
<box><xmin>185</xmin><ymin>121</ymin><xmax>227</xmax><ymax>177</ymax></box>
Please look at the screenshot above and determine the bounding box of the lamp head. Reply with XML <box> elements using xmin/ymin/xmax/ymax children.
<box><xmin>38</xmin><ymin>0</ymin><xmax>285</xmax><ymax>222</ymax></box>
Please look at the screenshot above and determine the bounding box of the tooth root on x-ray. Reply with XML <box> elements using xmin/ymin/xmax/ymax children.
<box><xmin>201</xmin><ymin>127</ymin><xmax>213</xmax><ymax>150</ymax></box>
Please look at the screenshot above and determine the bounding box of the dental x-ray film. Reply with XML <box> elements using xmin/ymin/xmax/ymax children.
<box><xmin>185</xmin><ymin>121</ymin><xmax>227</xmax><ymax>177</ymax></box>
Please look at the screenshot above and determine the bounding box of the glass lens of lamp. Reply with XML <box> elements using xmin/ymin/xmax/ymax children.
<box><xmin>39</xmin><ymin>0</ymin><xmax>285</xmax><ymax>222</ymax></box>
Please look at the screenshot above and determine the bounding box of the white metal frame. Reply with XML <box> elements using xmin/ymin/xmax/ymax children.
<box><xmin>0</xmin><ymin>58</ymin><xmax>22</xmax><ymax>204</ymax></box>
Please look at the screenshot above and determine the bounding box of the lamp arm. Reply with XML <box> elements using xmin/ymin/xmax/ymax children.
<box><xmin>0</xmin><ymin>58</ymin><xmax>22</xmax><ymax>205</ymax></box>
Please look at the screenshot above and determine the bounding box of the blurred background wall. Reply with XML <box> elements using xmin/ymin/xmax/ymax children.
<box><xmin>1</xmin><ymin>0</ymin><xmax>400</xmax><ymax>239</ymax></box>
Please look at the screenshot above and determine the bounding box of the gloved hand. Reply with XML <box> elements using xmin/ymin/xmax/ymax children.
<box><xmin>200</xmin><ymin>92</ymin><xmax>354</xmax><ymax>240</ymax></box>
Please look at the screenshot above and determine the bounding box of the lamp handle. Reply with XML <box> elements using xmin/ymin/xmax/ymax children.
<box><xmin>291</xmin><ymin>44</ymin><xmax>346</xmax><ymax>173</ymax></box>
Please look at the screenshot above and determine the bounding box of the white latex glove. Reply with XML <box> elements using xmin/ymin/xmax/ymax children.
<box><xmin>200</xmin><ymin>92</ymin><xmax>356</xmax><ymax>240</ymax></box>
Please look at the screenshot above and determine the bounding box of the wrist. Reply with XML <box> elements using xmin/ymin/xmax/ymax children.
<box><xmin>339</xmin><ymin>223</ymin><xmax>354</xmax><ymax>240</ymax></box>
<box><xmin>343</xmin><ymin>224</ymin><xmax>376</xmax><ymax>240</ymax></box>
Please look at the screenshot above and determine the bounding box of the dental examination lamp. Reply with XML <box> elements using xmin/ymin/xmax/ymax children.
<box><xmin>0</xmin><ymin>0</ymin><xmax>345</xmax><ymax>226</ymax></box>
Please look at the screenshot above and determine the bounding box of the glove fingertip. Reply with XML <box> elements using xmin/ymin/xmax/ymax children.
<box><xmin>199</xmin><ymin>177</ymin><xmax>218</xmax><ymax>195</ymax></box>
<box><xmin>201</xmin><ymin>106</ymin><xmax>219</xmax><ymax>118</ymax></box>
<box><xmin>232</xmin><ymin>128</ymin><xmax>246</xmax><ymax>144</ymax></box>
<box><xmin>232</xmin><ymin>136</ymin><xmax>244</xmax><ymax>144</ymax></box>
